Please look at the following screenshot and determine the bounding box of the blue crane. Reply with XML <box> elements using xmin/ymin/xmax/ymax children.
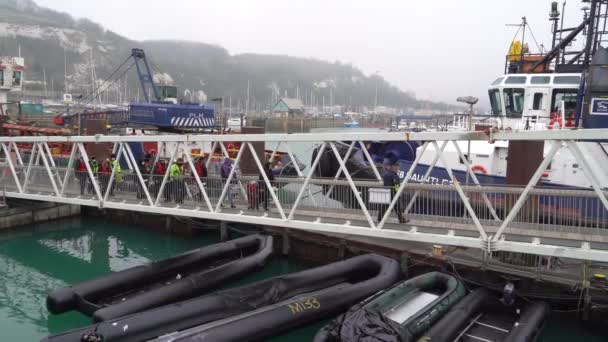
<box><xmin>59</xmin><ymin>49</ymin><xmax>216</xmax><ymax>131</ymax></box>
<box><xmin>131</xmin><ymin>48</ymin><xmax>161</xmax><ymax>103</ymax></box>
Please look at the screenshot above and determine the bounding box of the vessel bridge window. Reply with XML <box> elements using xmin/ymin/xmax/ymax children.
<box><xmin>533</xmin><ymin>93</ymin><xmax>544</xmax><ymax>110</ymax></box>
<box><xmin>551</xmin><ymin>89</ymin><xmax>577</xmax><ymax>114</ymax></box>
<box><xmin>505</xmin><ymin>76</ymin><xmax>527</xmax><ymax>84</ymax></box>
<box><xmin>531</xmin><ymin>76</ymin><xmax>550</xmax><ymax>84</ymax></box>
<box><xmin>12</xmin><ymin>70</ymin><xmax>21</xmax><ymax>87</ymax></box>
<box><xmin>503</xmin><ymin>88</ymin><xmax>525</xmax><ymax>117</ymax></box>
<box><xmin>489</xmin><ymin>89</ymin><xmax>503</xmax><ymax>116</ymax></box>
<box><xmin>492</xmin><ymin>77</ymin><xmax>504</xmax><ymax>85</ymax></box>
<box><xmin>554</xmin><ymin>76</ymin><xmax>581</xmax><ymax>85</ymax></box>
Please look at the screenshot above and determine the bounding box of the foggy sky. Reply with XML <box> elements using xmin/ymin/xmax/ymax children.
<box><xmin>35</xmin><ymin>0</ymin><xmax>585</xmax><ymax>107</ymax></box>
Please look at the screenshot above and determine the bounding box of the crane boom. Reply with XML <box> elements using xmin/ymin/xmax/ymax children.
<box><xmin>131</xmin><ymin>48</ymin><xmax>160</xmax><ymax>103</ymax></box>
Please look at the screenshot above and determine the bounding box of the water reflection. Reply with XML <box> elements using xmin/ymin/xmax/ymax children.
<box><xmin>39</xmin><ymin>235</ymin><xmax>93</xmax><ymax>262</ymax></box>
<box><xmin>0</xmin><ymin>218</ymin><xmax>215</xmax><ymax>340</ymax></box>
<box><xmin>108</xmin><ymin>236</ymin><xmax>150</xmax><ymax>271</ymax></box>
<box><xmin>0</xmin><ymin>256</ymin><xmax>62</xmax><ymax>328</ymax></box>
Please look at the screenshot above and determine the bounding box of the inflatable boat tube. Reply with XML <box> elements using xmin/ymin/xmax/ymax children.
<box><xmin>314</xmin><ymin>272</ymin><xmax>466</xmax><ymax>342</ymax></box>
<box><xmin>417</xmin><ymin>288</ymin><xmax>549</xmax><ymax>342</ymax></box>
<box><xmin>46</xmin><ymin>234</ymin><xmax>273</xmax><ymax>322</ymax></box>
<box><xmin>42</xmin><ymin>253</ymin><xmax>400</xmax><ymax>342</ymax></box>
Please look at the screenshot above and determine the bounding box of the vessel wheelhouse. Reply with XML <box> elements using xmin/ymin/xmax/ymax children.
<box><xmin>488</xmin><ymin>73</ymin><xmax>581</xmax><ymax>130</ymax></box>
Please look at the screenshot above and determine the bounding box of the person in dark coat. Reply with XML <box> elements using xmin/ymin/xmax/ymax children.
<box><xmin>194</xmin><ymin>156</ymin><xmax>208</xmax><ymax>202</ymax></box>
<box><xmin>377</xmin><ymin>163</ymin><xmax>406</xmax><ymax>223</ymax></box>
<box><xmin>137</xmin><ymin>155</ymin><xmax>152</xmax><ymax>200</ymax></box>
<box><xmin>75</xmin><ymin>156</ymin><xmax>88</xmax><ymax>195</ymax></box>
<box><xmin>258</xmin><ymin>161</ymin><xmax>275</xmax><ymax>211</ymax></box>
<box><xmin>221</xmin><ymin>158</ymin><xmax>236</xmax><ymax>208</ymax></box>
<box><xmin>99</xmin><ymin>158</ymin><xmax>112</xmax><ymax>196</ymax></box>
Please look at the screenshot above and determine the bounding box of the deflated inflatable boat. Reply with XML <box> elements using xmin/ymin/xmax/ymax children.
<box><xmin>46</xmin><ymin>234</ymin><xmax>273</xmax><ymax>322</ymax></box>
<box><xmin>42</xmin><ymin>253</ymin><xmax>400</xmax><ymax>342</ymax></box>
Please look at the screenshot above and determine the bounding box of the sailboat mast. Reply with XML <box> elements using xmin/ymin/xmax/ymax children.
<box><xmin>43</xmin><ymin>68</ymin><xmax>48</xmax><ymax>97</ymax></box>
<box><xmin>246</xmin><ymin>80</ymin><xmax>250</xmax><ymax>115</ymax></box>
<box><xmin>64</xmin><ymin>48</ymin><xmax>68</xmax><ymax>94</ymax></box>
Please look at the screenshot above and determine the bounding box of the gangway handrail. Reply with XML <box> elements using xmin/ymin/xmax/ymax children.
<box><xmin>0</xmin><ymin>128</ymin><xmax>607</xmax><ymax>143</ymax></box>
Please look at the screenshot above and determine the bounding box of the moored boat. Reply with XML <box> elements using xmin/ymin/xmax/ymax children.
<box><xmin>344</xmin><ymin>120</ymin><xmax>360</xmax><ymax>128</ymax></box>
<box><xmin>46</xmin><ymin>234</ymin><xmax>273</xmax><ymax>322</ymax></box>
<box><xmin>418</xmin><ymin>288</ymin><xmax>549</xmax><ymax>342</ymax></box>
<box><xmin>314</xmin><ymin>271</ymin><xmax>466</xmax><ymax>342</ymax></box>
<box><xmin>42</xmin><ymin>253</ymin><xmax>400</xmax><ymax>342</ymax></box>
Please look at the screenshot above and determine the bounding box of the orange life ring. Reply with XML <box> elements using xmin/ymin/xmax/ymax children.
<box><xmin>548</xmin><ymin>117</ymin><xmax>563</xmax><ymax>130</ymax></box>
<box><xmin>471</xmin><ymin>164</ymin><xmax>488</xmax><ymax>174</ymax></box>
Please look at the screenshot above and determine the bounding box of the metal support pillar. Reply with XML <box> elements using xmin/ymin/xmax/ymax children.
<box><xmin>493</xmin><ymin>141</ymin><xmax>561</xmax><ymax>241</ymax></box>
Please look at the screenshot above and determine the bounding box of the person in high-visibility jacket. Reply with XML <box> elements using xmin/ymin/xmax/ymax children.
<box><xmin>169</xmin><ymin>158</ymin><xmax>186</xmax><ymax>203</ymax></box>
<box><xmin>109</xmin><ymin>154</ymin><xmax>121</xmax><ymax>196</ymax></box>
<box><xmin>87</xmin><ymin>156</ymin><xmax>99</xmax><ymax>195</ymax></box>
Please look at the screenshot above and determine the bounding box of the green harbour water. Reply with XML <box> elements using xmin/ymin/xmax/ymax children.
<box><xmin>0</xmin><ymin>217</ymin><xmax>604</xmax><ymax>341</ymax></box>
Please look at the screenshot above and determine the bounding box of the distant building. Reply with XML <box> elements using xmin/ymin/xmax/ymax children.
<box><xmin>272</xmin><ymin>98</ymin><xmax>305</xmax><ymax>116</ymax></box>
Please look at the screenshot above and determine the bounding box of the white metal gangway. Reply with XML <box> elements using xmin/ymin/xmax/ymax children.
<box><xmin>0</xmin><ymin>130</ymin><xmax>607</xmax><ymax>263</ymax></box>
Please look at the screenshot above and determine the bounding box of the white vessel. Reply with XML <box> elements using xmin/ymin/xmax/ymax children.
<box><xmin>0</xmin><ymin>56</ymin><xmax>25</xmax><ymax>116</ymax></box>
<box><xmin>412</xmin><ymin>2</ymin><xmax>608</xmax><ymax>189</ymax></box>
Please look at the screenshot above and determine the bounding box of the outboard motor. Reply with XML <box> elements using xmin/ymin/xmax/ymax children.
<box><xmin>581</xmin><ymin>46</ymin><xmax>608</xmax><ymax>129</ymax></box>
<box><xmin>502</xmin><ymin>282</ymin><xmax>516</xmax><ymax>306</ymax></box>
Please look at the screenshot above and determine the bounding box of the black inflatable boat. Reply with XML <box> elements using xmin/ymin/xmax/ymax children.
<box><xmin>42</xmin><ymin>253</ymin><xmax>400</xmax><ymax>342</ymax></box>
<box><xmin>314</xmin><ymin>272</ymin><xmax>466</xmax><ymax>342</ymax></box>
<box><xmin>46</xmin><ymin>234</ymin><xmax>273</xmax><ymax>322</ymax></box>
<box><xmin>417</xmin><ymin>288</ymin><xmax>549</xmax><ymax>342</ymax></box>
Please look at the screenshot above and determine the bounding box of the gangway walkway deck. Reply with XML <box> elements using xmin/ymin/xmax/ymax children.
<box><xmin>0</xmin><ymin>129</ymin><xmax>607</xmax><ymax>266</ymax></box>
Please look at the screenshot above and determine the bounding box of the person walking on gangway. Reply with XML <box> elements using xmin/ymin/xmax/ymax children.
<box><xmin>99</xmin><ymin>158</ymin><xmax>112</xmax><ymax>196</ymax></box>
<box><xmin>109</xmin><ymin>154</ymin><xmax>121</xmax><ymax>196</ymax></box>
<box><xmin>258</xmin><ymin>161</ymin><xmax>275</xmax><ymax>211</ymax></box>
<box><xmin>377</xmin><ymin>162</ymin><xmax>407</xmax><ymax>224</ymax></box>
<box><xmin>137</xmin><ymin>154</ymin><xmax>152</xmax><ymax>200</ymax></box>
<box><xmin>152</xmin><ymin>159</ymin><xmax>168</xmax><ymax>201</ymax></box>
<box><xmin>75</xmin><ymin>156</ymin><xmax>88</xmax><ymax>196</ymax></box>
<box><xmin>194</xmin><ymin>156</ymin><xmax>208</xmax><ymax>201</ymax></box>
<box><xmin>87</xmin><ymin>156</ymin><xmax>99</xmax><ymax>195</ymax></box>
<box><xmin>221</xmin><ymin>158</ymin><xmax>237</xmax><ymax>209</ymax></box>
<box><xmin>170</xmin><ymin>158</ymin><xmax>186</xmax><ymax>204</ymax></box>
